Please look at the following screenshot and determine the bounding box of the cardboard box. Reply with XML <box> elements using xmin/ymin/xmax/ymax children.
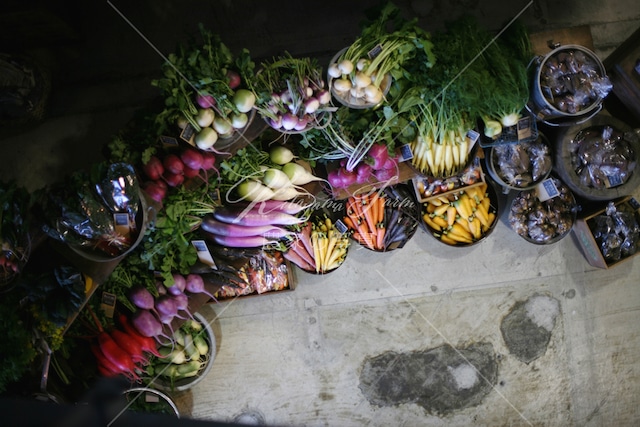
<box><xmin>572</xmin><ymin>197</ymin><xmax>640</xmax><ymax>268</ymax></box>
<box><xmin>411</xmin><ymin>155</ymin><xmax>486</xmax><ymax>204</ymax></box>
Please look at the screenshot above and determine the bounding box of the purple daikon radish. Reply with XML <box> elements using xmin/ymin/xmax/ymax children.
<box><xmin>185</xmin><ymin>273</ymin><xmax>218</xmax><ymax>303</ymax></box>
<box><xmin>156</xmin><ymin>310</ymin><xmax>177</xmax><ymax>340</ymax></box>
<box><xmin>129</xmin><ymin>286</ymin><xmax>160</xmax><ymax>318</ymax></box>
<box><xmin>131</xmin><ymin>309</ymin><xmax>172</xmax><ymax>345</ymax></box>
<box><xmin>167</xmin><ymin>273</ymin><xmax>186</xmax><ymax>296</ymax></box>
<box><xmin>170</xmin><ymin>292</ymin><xmax>194</xmax><ymax>320</ymax></box>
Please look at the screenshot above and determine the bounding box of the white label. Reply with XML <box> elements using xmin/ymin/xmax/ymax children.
<box><xmin>466</xmin><ymin>129</ymin><xmax>480</xmax><ymax>153</ymax></box>
<box><xmin>192</xmin><ymin>240</ymin><xmax>217</xmax><ymax>269</ymax></box>
<box><xmin>536</xmin><ymin>178</ymin><xmax>560</xmax><ymax>202</ymax></box>
<box><xmin>398</xmin><ymin>144</ymin><xmax>413</xmax><ymax>162</ymax></box>
<box><xmin>114</xmin><ymin>213</ymin><xmax>131</xmax><ymax>239</ymax></box>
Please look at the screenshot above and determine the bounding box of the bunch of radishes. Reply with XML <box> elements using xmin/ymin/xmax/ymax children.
<box><xmin>127</xmin><ymin>273</ymin><xmax>216</xmax><ymax>344</ymax></box>
<box><xmin>89</xmin><ymin>308</ymin><xmax>162</xmax><ymax>382</ymax></box>
<box><xmin>141</xmin><ymin>147</ymin><xmax>217</xmax><ymax>203</ymax></box>
<box><xmin>253</xmin><ymin>55</ymin><xmax>331</xmax><ymax>132</ymax></box>
<box><xmin>328</xmin><ymin>143</ymin><xmax>400</xmax><ymax>189</ymax></box>
<box><xmin>181</xmin><ymin>84</ymin><xmax>256</xmax><ymax>151</ymax></box>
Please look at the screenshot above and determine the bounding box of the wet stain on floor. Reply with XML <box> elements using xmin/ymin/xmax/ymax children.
<box><xmin>500</xmin><ymin>294</ymin><xmax>560</xmax><ymax>364</ymax></box>
<box><xmin>358</xmin><ymin>342</ymin><xmax>497</xmax><ymax>415</ymax></box>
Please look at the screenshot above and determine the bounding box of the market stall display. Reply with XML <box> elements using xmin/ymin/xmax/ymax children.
<box><xmin>4</xmin><ymin>0</ymin><xmax>640</xmax><ymax>406</ymax></box>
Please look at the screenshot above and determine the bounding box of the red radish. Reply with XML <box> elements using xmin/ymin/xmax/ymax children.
<box><xmin>163</xmin><ymin>170</ymin><xmax>185</xmax><ymax>188</ymax></box>
<box><xmin>91</xmin><ymin>344</ymin><xmax>126</xmax><ymax>379</ymax></box>
<box><xmin>87</xmin><ymin>307</ymin><xmax>140</xmax><ymax>378</ymax></box>
<box><xmin>163</xmin><ymin>154</ymin><xmax>184</xmax><ymax>175</ymax></box>
<box><xmin>185</xmin><ymin>273</ymin><xmax>218</xmax><ymax>302</ymax></box>
<box><xmin>143</xmin><ymin>156</ymin><xmax>164</xmax><ymax>180</ymax></box>
<box><xmin>201</xmin><ymin>152</ymin><xmax>216</xmax><ymax>170</ymax></box>
<box><xmin>180</xmin><ymin>148</ymin><xmax>204</xmax><ymax>170</ymax></box>
<box><xmin>374</xmin><ymin>167</ymin><xmax>398</xmax><ymax>182</ymax></box>
<box><xmin>183</xmin><ymin>165</ymin><xmax>201</xmax><ymax>179</ymax></box>
<box><xmin>110</xmin><ymin>328</ymin><xmax>149</xmax><ymax>365</ymax></box>
<box><xmin>142</xmin><ymin>181</ymin><xmax>166</xmax><ymax>203</ymax></box>
<box><xmin>117</xmin><ymin>313</ymin><xmax>162</xmax><ymax>357</ymax></box>
<box><xmin>196</xmin><ymin>93</ymin><xmax>216</xmax><ymax>108</ymax></box>
<box><xmin>227</xmin><ymin>70</ymin><xmax>241</xmax><ymax>89</ymax></box>
<box><xmin>367</xmin><ymin>143</ymin><xmax>390</xmax><ymax>170</ymax></box>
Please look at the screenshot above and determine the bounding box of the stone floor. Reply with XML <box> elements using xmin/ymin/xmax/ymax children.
<box><xmin>1</xmin><ymin>1</ymin><xmax>640</xmax><ymax>426</ymax></box>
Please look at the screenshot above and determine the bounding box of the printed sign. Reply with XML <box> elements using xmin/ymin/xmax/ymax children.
<box><xmin>192</xmin><ymin>240</ymin><xmax>217</xmax><ymax>269</ymax></box>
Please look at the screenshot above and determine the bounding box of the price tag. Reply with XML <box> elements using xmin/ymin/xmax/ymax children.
<box><xmin>180</xmin><ymin>123</ymin><xmax>196</xmax><ymax>145</ymax></box>
<box><xmin>605</xmin><ymin>174</ymin><xmax>624</xmax><ymax>188</ymax></box>
<box><xmin>629</xmin><ymin>197</ymin><xmax>640</xmax><ymax>211</ymax></box>
<box><xmin>144</xmin><ymin>392</ymin><xmax>160</xmax><ymax>403</ymax></box>
<box><xmin>398</xmin><ymin>144</ymin><xmax>413</xmax><ymax>162</ymax></box>
<box><xmin>516</xmin><ymin>116</ymin><xmax>533</xmax><ymax>141</ymax></box>
<box><xmin>536</xmin><ymin>178</ymin><xmax>560</xmax><ymax>202</ymax></box>
<box><xmin>113</xmin><ymin>213</ymin><xmax>131</xmax><ymax>240</ymax></box>
<box><xmin>368</xmin><ymin>44</ymin><xmax>383</xmax><ymax>59</ymax></box>
<box><xmin>192</xmin><ymin>240</ymin><xmax>217</xmax><ymax>269</ymax></box>
<box><xmin>334</xmin><ymin>219</ymin><xmax>349</xmax><ymax>234</ymax></box>
<box><xmin>158</xmin><ymin>135</ymin><xmax>179</xmax><ymax>147</ymax></box>
<box><xmin>100</xmin><ymin>292</ymin><xmax>117</xmax><ymax>319</ymax></box>
<box><xmin>466</xmin><ymin>129</ymin><xmax>480</xmax><ymax>152</ymax></box>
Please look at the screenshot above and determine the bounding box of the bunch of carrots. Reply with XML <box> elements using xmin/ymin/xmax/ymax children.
<box><xmin>422</xmin><ymin>182</ymin><xmax>496</xmax><ymax>245</ymax></box>
<box><xmin>343</xmin><ymin>192</ymin><xmax>386</xmax><ymax>251</ymax></box>
<box><xmin>284</xmin><ymin>218</ymin><xmax>350</xmax><ymax>273</ymax></box>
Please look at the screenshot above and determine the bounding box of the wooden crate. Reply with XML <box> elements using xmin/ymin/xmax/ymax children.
<box><xmin>572</xmin><ymin>197</ymin><xmax>640</xmax><ymax>269</ymax></box>
<box><xmin>603</xmin><ymin>25</ymin><xmax>640</xmax><ymax>124</ymax></box>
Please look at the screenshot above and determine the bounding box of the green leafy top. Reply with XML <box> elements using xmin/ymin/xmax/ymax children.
<box><xmin>151</xmin><ymin>23</ymin><xmax>256</xmax><ymax>135</ymax></box>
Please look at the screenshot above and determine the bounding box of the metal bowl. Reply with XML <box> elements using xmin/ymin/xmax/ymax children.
<box><xmin>149</xmin><ymin>312</ymin><xmax>216</xmax><ymax>392</ymax></box>
<box><xmin>328</xmin><ymin>47</ymin><xmax>392</xmax><ymax>109</ymax></box>
<box><xmin>508</xmin><ymin>177</ymin><xmax>577</xmax><ymax>245</ymax></box>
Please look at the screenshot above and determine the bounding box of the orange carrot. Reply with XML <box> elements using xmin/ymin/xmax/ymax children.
<box><xmin>361</xmin><ymin>196</ymin><xmax>377</xmax><ymax>237</ymax></box>
<box><xmin>376</xmin><ymin>224</ymin><xmax>386</xmax><ymax>250</ymax></box>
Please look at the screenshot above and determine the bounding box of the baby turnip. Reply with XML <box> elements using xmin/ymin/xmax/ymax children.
<box><xmin>294</xmin><ymin>116</ymin><xmax>310</xmax><ymax>131</ymax></box>
<box><xmin>176</xmin><ymin>115</ymin><xmax>189</xmax><ymax>130</ymax></box>
<box><xmin>338</xmin><ymin>59</ymin><xmax>354</xmax><ymax>75</ymax></box>
<box><xmin>316</xmin><ymin>90</ymin><xmax>331</xmax><ymax>105</ymax></box>
<box><xmin>233</xmin><ymin>89</ymin><xmax>256</xmax><ymax>113</ymax></box>
<box><xmin>262</xmin><ymin>168</ymin><xmax>293</xmax><ymax>190</ymax></box>
<box><xmin>213</xmin><ymin>116</ymin><xmax>233</xmax><ymax>136</ymax></box>
<box><xmin>354</xmin><ymin>72</ymin><xmax>372</xmax><ymax>89</ymax></box>
<box><xmin>356</xmin><ymin>58</ymin><xmax>369</xmax><ymax>71</ymax></box>
<box><xmin>333</xmin><ymin>78</ymin><xmax>352</xmax><ymax>93</ymax></box>
<box><xmin>195</xmin><ymin>108</ymin><xmax>215</xmax><ymax>128</ymax></box>
<box><xmin>281</xmin><ymin>112</ymin><xmax>298</xmax><ymax>131</ymax></box>
<box><xmin>282</xmin><ymin>162</ymin><xmax>323</xmax><ymax>185</ymax></box>
<box><xmin>270</xmin><ymin>146</ymin><xmax>296</xmax><ymax>165</ymax></box>
<box><xmin>195</xmin><ymin>127</ymin><xmax>219</xmax><ymax>150</ymax></box>
<box><xmin>237</xmin><ymin>179</ymin><xmax>276</xmax><ymax>202</ymax></box>
<box><xmin>230</xmin><ymin>112</ymin><xmax>249</xmax><ymax>129</ymax></box>
<box><xmin>328</xmin><ymin>63</ymin><xmax>341</xmax><ymax>78</ymax></box>
<box><xmin>304</xmin><ymin>97</ymin><xmax>320</xmax><ymax>115</ymax></box>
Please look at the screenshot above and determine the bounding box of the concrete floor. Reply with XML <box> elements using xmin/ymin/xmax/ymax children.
<box><xmin>1</xmin><ymin>1</ymin><xmax>640</xmax><ymax>426</ymax></box>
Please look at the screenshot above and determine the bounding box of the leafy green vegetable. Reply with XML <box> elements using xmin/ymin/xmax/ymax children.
<box><xmin>139</xmin><ymin>184</ymin><xmax>217</xmax><ymax>286</ymax></box>
<box><xmin>151</xmin><ymin>23</ymin><xmax>256</xmax><ymax>135</ymax></box>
